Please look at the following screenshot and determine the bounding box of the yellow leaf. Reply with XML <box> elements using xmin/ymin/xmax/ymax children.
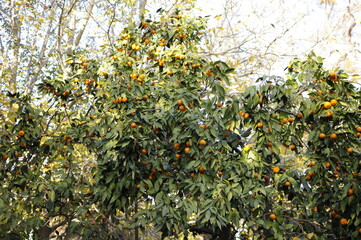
<box><xmin>214</xmin><ymin>15</ymin><xmax>222</xmax><ymax>21</ymax></box>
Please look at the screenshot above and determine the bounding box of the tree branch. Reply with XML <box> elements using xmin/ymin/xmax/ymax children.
<box><xmin>73</xmin><ymin>0</ymin><xmax>95</xmax><ymax>49</ymax></box>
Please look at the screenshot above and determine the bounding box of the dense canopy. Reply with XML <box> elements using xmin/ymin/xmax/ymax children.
<box><xmin>1</xmin><ymin>3</ymin><xmax>361</xmax><ymax>240</ymax></box>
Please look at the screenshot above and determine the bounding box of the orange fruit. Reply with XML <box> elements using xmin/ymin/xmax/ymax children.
<box><xmin>356</xmin><ymin>126</ymin><xmax>361</xmax><ymax>132</ymax></box>
<box><xmin>329</xmin><ymin>72</ymin><xmax>337</xmax><ymax>80</ymax></box>
<box><xmin>216</xmin><ymin>103</ymin><xmax>223</xmax><ymax>107</ymax></box>
<box><xmin>179</xmin><ymin>105</ymin><xmax>186</xmax><ymax>111</ymax></box>
<box><xmin>323</xmin><ymin>102</ymin><xmax>331</xmax><ymax>109</ymax></box>
<box><xmin>18</xmin><ymin>131</ymin><xmax>25</xmax><ymax>136</ymax></box>
<box><xmin>282</xmin><ymin>118</ymin><xmax>288</xmax><ymax>124</ymax></box>
<box><xmin>347</xmin><ymin>148</ymin><xmax>353</xmax><ymax>153</ymax></box>
<box><xmin>257</xmin><ymin>122</ymin><xmax>264</xmax><ymax>128</ymax></box>
<box><xmin>184</xmin><ymin>147</ymin><xmax>190</xmax><ymax>154</ymax></box>
<box><xmin>136</xmin><ymin>184</ymin><xmax>141</xmax><ymax>189</ymax></box>
<box><xmin>177</xmin><ymin>99</ymin><xmax>183</xmax><ymax>106</ymax></box>
<box><xmin>199</xmin><ymin>165</ymin><xmax>205</xmax><ymax>173</ymax></box>
<box><xmin>254</xmin><ymin>172</ymin><xmax>259</xmax><ymax>178</ymax></box>
<box><xmin>130</xmin><ymin>123</ymin><xmax>137</xmax><ymax>128</ymax></box>
<box><xmin>305</xmin><ymin>233</ymin><xmax>314</xmax><ymax>239</ymax></box>
<box><xmin>140</xmin><ymin>148</ymin><xmax>147</xmax><ymax>154</ymax></box>
<box><xmin>347</xmin><ymin>188</ymin><xmax>354</xmax><ymax>196</ymax></box>
<box><xmin>296</xmin><ymin>112</ymin><xmax>303</xmax><ymax>118</ymax></box>
<box><xmin>175</xmin><ymin>154</ymin><xmax>182</xmax><ymax>159</ymax></box>
<box><xmin>3</xmin><ymin>132</ymin><xmax>9</xmax><ymax>136</ymax></box>
<box><xmin>308</xmin><ymin>161</ymin><xmax>316</xmax><ymax>167</ymax></box>
<box><xmin>330</xmin><ymin>99</ymin><xmax>338</xmax><ymax>106</ymax></box>
<box><xmin>199</xmin><ymin>139</ymin><xmax>207</xmax><ymax>146</ymax></box>
<box><xmin>269</xmin><ymin>213</ymin><xmax>277</xmax><ymax>220</ymax></box>
<box><xmin>326</xmin><ymin>111</ymin><xmax>333</xmax><ymax>117</ymax></box>
<box><xmin>340</xmin><ymin>218</ymin><xmax>348</xmax><ymax>225</ymax></box>
<box><xmin>174</xmin><ymin>143</ymin><xmax>181</xmax><ymax>150</ymax></box>
<box><xmin>288</xmin><ymin>118</ymin><xmax>294</xmax><ymax>123</ymax></box>
<box><xmin>330</xmin><ymin>133</ymin><xmax>337</xmax><ymax>140</ymax></box>
<box><xmin>319</xmin><ymin>133</ymin><xmax>326</xmax><ymax>139</ymax></box>
<box><xmin>284</xmin><ymin>181</ymin><xmax>291</xmax><ymax>187</ymax></box>
<box><xmin>243</xmin><ymin>113</ymin><xmax>250</xmax><ymax>118</ymax></box>
<box><xmin>238</xmin><ymin>111</ymin><xmax>243</xmax><ymax>116</ymax></box>
<box><xmin>267</xmin><ymin>141</ymin><xmax>273</xmax><ymax>147</ymax></box>
<box><xmin>325</xmin><ymin>162</ymin><xmax>331</xmax><ymax>168</ymax></box>
<box><xmin>273</xmin><ymin>166</ymin><xmax>280</xmax><ymax>173</ymax></box>
<box><xmin>3</xmin><ymin>155</ymin><xmax>8</xmax><ymax>160</ymax></box>
<box><xmin>186</xmin><ymin>141</ymin><xmax>191</xmax><ymax>146</ymax></box>
<box><xmin>218</xmin><ymin>171</ymin><xmax>223</xmax><ymax>176</ymax></box>
<box><xmin>289</xmin><ymin>145</ymin><xmax>296</xmax><ymax>150</ymax></box>
<box><xmin>358</xmin><ymin>228</ymin><xmax>361</xmax><ymax>233</ymax></box>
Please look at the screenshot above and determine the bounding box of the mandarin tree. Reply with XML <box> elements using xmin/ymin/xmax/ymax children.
<box><xmin>1</xmin><ymin>11</ymin><xmax>361</xmax><ymax>240</ymax></box>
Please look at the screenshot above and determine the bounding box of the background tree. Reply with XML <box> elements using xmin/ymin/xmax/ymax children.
<box><xmin>192</xmin><ymin>0</ymin><xmax>361</xmax><ymax>90</ymax></box>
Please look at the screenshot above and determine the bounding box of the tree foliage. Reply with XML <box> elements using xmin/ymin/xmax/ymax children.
<box><xmin>0</xmin><ymin>9</ymin><xmax>361</xmax><ymax>240</ymax></box>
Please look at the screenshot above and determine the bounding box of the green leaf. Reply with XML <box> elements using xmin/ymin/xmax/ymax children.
<box><xmin>227</xmin><ymin>192</ymin><xmax>232</xmax><ymax>201</ymax></box>
<box><xmin>205</xmin><ymin>210</ymin><xmax>211</xmax><ymax>221</ymax></box>
<box><xmin>50</xmin><ymin>189</ymin><xmax>55</xmax><ymax>202</ymax></box>
<box><xmin>162</xmin><ymin>206</ymin><xmax>169</xmax><ymax>217</ymax></box>
<box><xmin>340</xmin><ymin>198</ymin><xmax>347</xmax><ymax>212</ymax></box>
<box><xmin>38</xmin><ymin>184</ymin><xmax>44</xmax><ymax>192</ymax></box>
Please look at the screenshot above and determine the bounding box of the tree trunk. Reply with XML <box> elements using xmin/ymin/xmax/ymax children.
<box><xmin>35</xmin><ymin>226</ymin><xmax>53</xmax><ymax>240</ymax></box>
<box><xmin>216</xmin><ymin>224</ymin><xmax>232</xmax><ymax>240</ymax></box>
<box><xmin>190</xmin><ymin>224</ymin><xmax>235</xmax><ymax>240</ymax></box>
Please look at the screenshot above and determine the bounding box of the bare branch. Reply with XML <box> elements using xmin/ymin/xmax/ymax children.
<box><xmin>73</xmin><ymin>0</ymin><xmax>95</xmax><ymax>48</ymax></box>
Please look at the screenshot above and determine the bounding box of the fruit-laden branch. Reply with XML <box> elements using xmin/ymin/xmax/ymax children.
<box><xmin>284</xmin><ymin>216</ymin><xmax>332</xmax><ymax>233</ymax></box>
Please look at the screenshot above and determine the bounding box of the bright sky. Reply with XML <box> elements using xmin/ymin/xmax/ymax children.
<box><xmin>190</xmin><ymin>0</ymin><xmax>361</xmax><ymax>81</ymax></box>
